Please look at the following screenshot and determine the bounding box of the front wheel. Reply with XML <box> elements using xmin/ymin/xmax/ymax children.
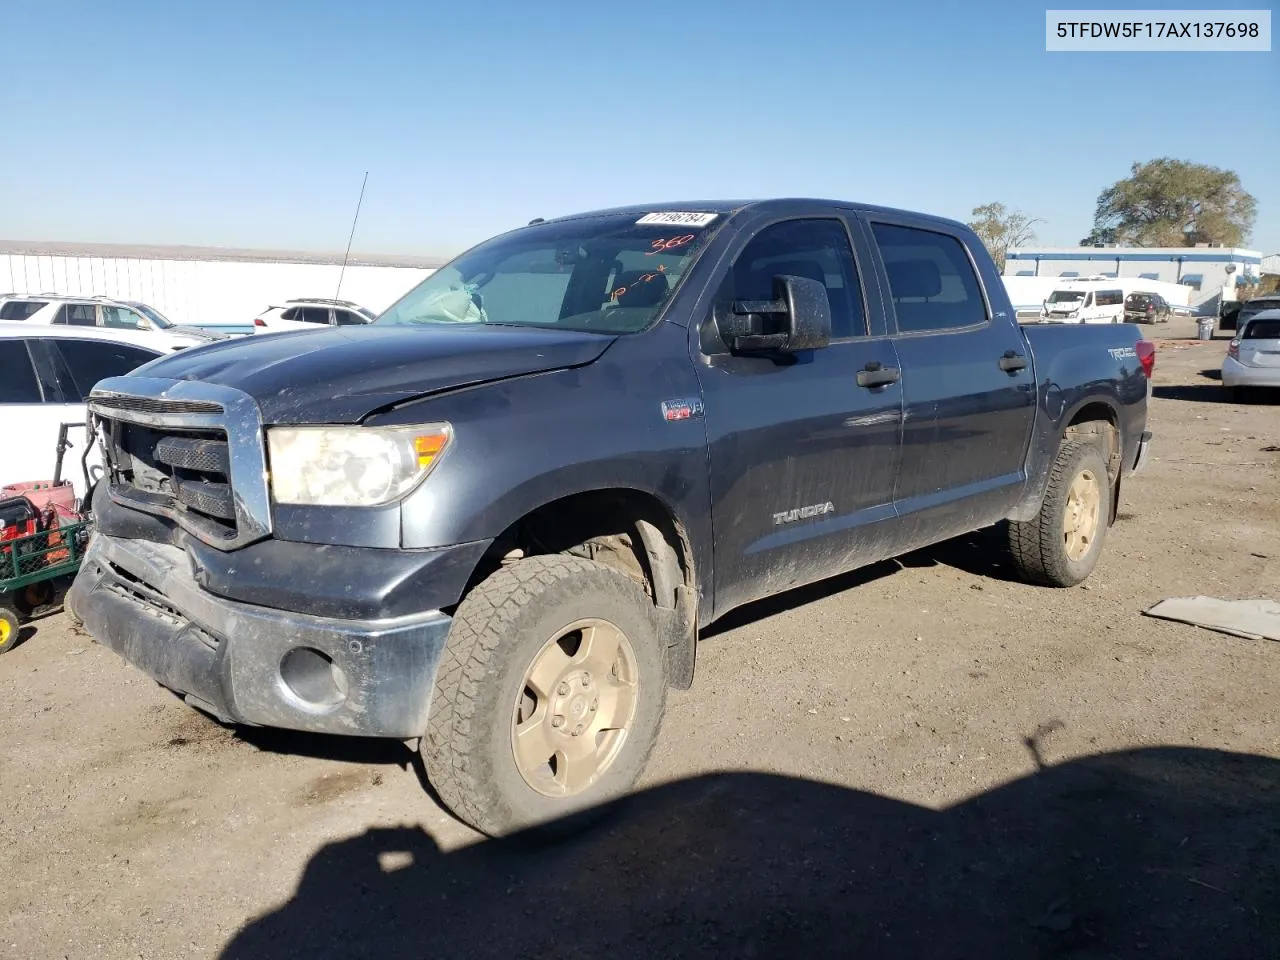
<box><xmin>0</xmin><ymin>603</ymin><xmax>21</xmax><ymax>654</ymax></box>
<box><xmin>422</xmin><ymin>555</ymin><xmax>668</xmax><ymax>837</ymax></box>
<box><xmin>1008</xmin><ymin>438</ymin><xmax>1110</xmax><ymax>587</ymax></box>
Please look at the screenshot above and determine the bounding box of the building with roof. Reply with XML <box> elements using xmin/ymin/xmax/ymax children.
<box><xmin>1004</xmin><ymin>245</ymin><xmax>1264</xmax><ymax>314</ymax></box>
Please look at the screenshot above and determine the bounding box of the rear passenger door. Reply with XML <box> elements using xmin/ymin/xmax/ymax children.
<box><xmin>52</xmin><ymin>304</ymin><xmax>99</xmax><ymax>327</ymax></box>
<box><xmin>863</xmin><ymin>218</ymin><xmax>1036</xmax><ymax>552</ymax></box>
<box><xmin>32</xmin><ymin>338</ymin><xmax>163</xmax><ymax>494</ymax></box>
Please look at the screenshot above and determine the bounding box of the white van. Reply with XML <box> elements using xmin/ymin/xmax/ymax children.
<box><xmin>1041</xmin><ymin>285</ymin><xmax>1125</xmax><ymax>324</ymax></box>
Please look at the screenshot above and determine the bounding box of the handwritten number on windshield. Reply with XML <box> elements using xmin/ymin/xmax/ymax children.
<box><xmin>646</xmin><ymin>235</ymin><xmax>696</xmax><ymax>256</ymax></box>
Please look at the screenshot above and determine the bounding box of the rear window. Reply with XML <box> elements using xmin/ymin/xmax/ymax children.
<box><xmin>1242</xmin><ymin>319</ymin><xmax>1280</xmax><ymax>340</ymax></box>
<box><xmin>0</xmin><ymin>300</ymin><xmax>46</xmax><ymax>320</ymax></box>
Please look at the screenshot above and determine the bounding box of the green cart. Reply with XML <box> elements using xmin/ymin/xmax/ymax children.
<box><xmin>0</xmin><ymin>422</ymin><xmax>98</xmax><ymax>654</ymax></box>
<box><xmin>0</xmin><ymin>519</ymin><xmax>93</xmax><ymax>654</ymax></box>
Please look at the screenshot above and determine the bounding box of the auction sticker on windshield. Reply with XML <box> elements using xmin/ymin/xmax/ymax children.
<box><xmin>636</xmin><ymin>212</ymin><xmax>719</xmax><ymax>227</ymax></box>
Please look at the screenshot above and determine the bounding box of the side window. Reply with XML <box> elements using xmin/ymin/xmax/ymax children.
<box><xmin>1181</xmin><ymin>274</ymin><xmax>1203</xmax><ymax>291</ymax></box>
<box><xmin>300</xmin><ymin>307</ymin><xmax>331</xmax><ymax>325</ymax></box>
<box><xmin>0</xmin><ymin>340</ymin><xmax>43</xmax><ymax>403</ymax></box>
<box><xmin>1096</xmin><ymin>290</ymin><xmax>1123</xmax><ymax>307</ymax></box>
<box><xmin>50</xmin><ymin>340</ymin><xmax>161</xmax><ymax>401</ymax></box>
<box><xmin>721</xmin><ymin>218</ymin><xmax>866</xmax><ymax>339</ymax></box>
<box><xmin>1060</xmin><ymin>271</ymin><xmax>1079</xmax><ymax>278</ymax></box>
<box><xmin>279</xmin><ymin>307</ymin><xmax>300</xmax><ymax>321</ymax></box>
<box><xmin>334</xmin><ymin>310</ymin><xmax>366</xmax><ymax>326</ymax></box>
<box><xmin>0</xmin><ymin>300</ymin><xmax>45</xmax><ymax>320</ymax></box>
<box><xmin>101</xmin><ymin>306</ymin><xmax>144</xmax><ymax>329</ymax></box>
<box><xmin>55</xmin><ymin>304</ymin><xmax>98</xmax><ymax>326</ymax></box>
<box><xmin>870</xmin><ymin>223</ymin><xmax>988</xmax><ymax>334</ymax></box>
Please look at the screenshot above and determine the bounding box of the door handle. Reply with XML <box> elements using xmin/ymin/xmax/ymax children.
<box><xmin>998</xmin><ymin>350</ymin><xmax>1028</xmax><ymax>372</ymax></box>
<box><xmin>856</xmin><ymin>361</ymin><xmax>901</xmax><ymax>388</ymax></box>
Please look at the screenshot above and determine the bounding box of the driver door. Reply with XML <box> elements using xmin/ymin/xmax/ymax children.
<box><xmin>693</xmin><ymin>214</ymin><xmax>905</xmax><ymax>618</ymax></box>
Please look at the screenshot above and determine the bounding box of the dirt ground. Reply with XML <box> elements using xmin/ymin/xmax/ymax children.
<box><xmin>2</xmin><ymin>320</ymin><xmax>1277</xmax><ymax>959</ymax></box>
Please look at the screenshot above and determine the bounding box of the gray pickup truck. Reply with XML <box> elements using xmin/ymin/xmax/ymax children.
<box><xmin>69</xmin><ymin>198</ymin><xmax>1155</xmax><ymax>836</ymax></box>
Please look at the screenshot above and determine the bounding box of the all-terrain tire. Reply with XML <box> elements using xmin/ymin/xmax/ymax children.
<box><xmin>422</xmin><ymin>555</ymin><xmax>667</xmax><ymax>837</ymax></box>
<box><xmin>1008</xmin><ymin>438</ymin><xmax>1111</xmax><ymax>587</ymax></box>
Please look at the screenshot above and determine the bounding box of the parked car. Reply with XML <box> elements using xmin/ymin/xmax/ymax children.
<box><xmin>251</xmin><ymin>298</ymin><xmax>376</xmax><ymax>333</ymax></box>
<box><xmin>70</xmin><ymin>197</ymin><xmax>1154</xmax><ymax>838</ymax></box>
<box><xmin>11</xmin><ymin>296</ymin><xmax>222</xmax><ymax>351</ymax></box>
<box><xmin>1229</xmin><ymin>293</ymin><xmax>1280</xmax><ymax>335</ymax></box>
<box><xmin>1124</xmin><ymin>292</ymin><xmax>1171</xmax><ymax>324</ymax></box>
<box><xmin>1041</xmin><ymin>285</ymin><xmax>1126</xmax><ymax>324</ymax></box>
<box><xmin>0</xmin><ymin>323</ymin><xmax>166</xmax><ymax>498</ymax></box>
<box><xmin>1222</xmin><ymin>308</ymin><xmax>1280</xmax><ymax>402</ymax></box>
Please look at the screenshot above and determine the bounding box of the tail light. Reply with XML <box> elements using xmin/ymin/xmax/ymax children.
<box><xmin>1135</xmin><ymin>340</ymin><xmax>1156</xmax><ymax>378</ymax></box>
<box><xmin>254</xmin><ymin>318</ymin><xmax>267</xmax><ymax>327</ymax></box>
<box><xmin>1228</xmin><ymin>338</ymin><xmax>1240</xmax><ymax>360</ymax></box>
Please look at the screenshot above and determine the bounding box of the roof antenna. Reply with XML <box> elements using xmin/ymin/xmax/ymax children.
<box><xmin>336</xmin><ymin>170</ymin><xmax>369</xmax><ymax>299</ymax></box>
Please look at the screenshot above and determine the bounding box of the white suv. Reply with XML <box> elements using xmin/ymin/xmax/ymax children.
<box><xmin>252</xmin><ymin>298</ymin><xmax>377</xmax><ymax>333</ymax></box>
<box><xmin>1</xmin><ymin>295</ymin><xmax>220</xmax><ymax>351</ymax></box>
<box><xmin>0</xmin><ymin>323</ymin><xmax>168</xmax><ymax>497</ymax></box>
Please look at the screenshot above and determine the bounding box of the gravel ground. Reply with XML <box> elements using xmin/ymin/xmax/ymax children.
<box><xmin>2</xmin><ymin>322</ymin><xmax>1276</xmax><ymax>959</ymax></box>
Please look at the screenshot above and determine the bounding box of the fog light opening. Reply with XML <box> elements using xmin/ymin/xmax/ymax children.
<box><xmin>280</xmin><ymin>647</ymin><xmax>349</xmax><ymax>707</ymax></box>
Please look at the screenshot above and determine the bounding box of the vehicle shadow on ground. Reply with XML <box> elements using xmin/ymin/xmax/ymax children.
<box><xmin>707</xmin><ymin>526</ymin><xmax>1028</xmax><ymax>639</ymax></box>
<box><xmin>219</xmin><ymin>745</ymin><xmax>1280</xmax><ymax>959</ymax></box>
<box><xmin>1151</xmin><ymin>383</ymin><xmax>1236</xmax><ymax>403</ymax></box>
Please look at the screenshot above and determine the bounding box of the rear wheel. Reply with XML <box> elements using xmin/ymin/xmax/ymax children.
<box><xmin>1008</xmin><ymin>439</ymin><xmax>1110</xmax><ymax>587</ymax></box>
<box><xmin>422</xmin><ymin>555</ymin><xmax>667</xmax><ymax>837</ymax></box>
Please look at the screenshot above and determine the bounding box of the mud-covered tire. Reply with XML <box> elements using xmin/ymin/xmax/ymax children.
<box><xmin>0</xmin><ymin>604</ymin><xmax>21</xmax><ymax>654</ymax></box>
<box><xmin>422</xmin><ymin>555</ymin><xmax>667</xmax><ymax>838</ymax></box>
<box><xmin>1008</xmin><ymin>438</ymin><xmax>1111</xmax><ymax>587</ymax></box>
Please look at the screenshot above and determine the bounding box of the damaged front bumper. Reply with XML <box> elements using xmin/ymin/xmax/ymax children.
<box><xmin>68</xmin><ymin>534</ymin><xmax>451</xmax><ymax>738</ymax></box>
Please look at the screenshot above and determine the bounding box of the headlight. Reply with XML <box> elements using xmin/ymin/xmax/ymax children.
<box><xmin>266</xmin><ymin>423</ymin><xmax>451</xmax><ymax>507</ymax></box>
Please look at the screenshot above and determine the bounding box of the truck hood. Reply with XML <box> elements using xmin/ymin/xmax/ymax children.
<box><xmin>131</xmin><ymin>324</ymin><xmax>618</xmax><ymax>423</ymax></box>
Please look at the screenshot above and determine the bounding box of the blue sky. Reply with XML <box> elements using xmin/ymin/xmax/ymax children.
<box><xmin>1</xmin><ymin>0</ymin><xmax>1276</xmax><ymax>256</ymax></box>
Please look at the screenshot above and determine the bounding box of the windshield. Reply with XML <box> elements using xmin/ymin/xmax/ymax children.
<box><xmin>1047</xmin><ymin>291</ymin><xmax>1085</xmax><ymax>304</ymax></box>
<box><xmin>376</xmin><ymin>212</ymin><xmax>723</xmax><ymax>334</ymax></box>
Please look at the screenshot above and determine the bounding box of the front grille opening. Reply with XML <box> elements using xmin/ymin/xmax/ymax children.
<box><xmin>108</xmin><ymin>424</ymin><xmax>238</xmax><ymax>539</ymax></box>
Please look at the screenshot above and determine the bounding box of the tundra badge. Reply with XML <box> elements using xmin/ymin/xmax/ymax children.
<box><xmin>773</xmin><ymin>502</ymin><xmax>835</xmax><ymax>525</ymax></box>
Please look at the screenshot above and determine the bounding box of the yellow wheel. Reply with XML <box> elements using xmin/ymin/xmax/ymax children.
<box><xmin>0</xmin><ymin>605</ymin><xmax>20</xmax><ymax>655</ymax></box>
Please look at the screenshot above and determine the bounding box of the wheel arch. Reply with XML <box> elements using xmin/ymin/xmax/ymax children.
<box><xmin>451</xmin><ymin>486</ymin><xmax>701</xmax><ymax>689</ymax></box>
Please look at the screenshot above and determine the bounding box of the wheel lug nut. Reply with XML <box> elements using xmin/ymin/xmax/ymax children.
<box><xmin>581</xmin><ymin>674</ymin><xmax>590</xmax><ymax>689</ymax></box>
<box><xmin>558</xmin><ymin>682</ymin><xmax>570</xmax><ymax>696</ymax></box>
<box><xmin>571</xmin><ymin>727</ymin><xmax>581</xmax><ymax>737</ymax></box>
<box><xmin>551</xmin><ymin>715</ymin><xmax>564</xmax><ymax>728</ymax></box>
<box><xmin>590</xmin><ymin>699</ymin><xmax>598</xmax><ymax>712</ymax></box>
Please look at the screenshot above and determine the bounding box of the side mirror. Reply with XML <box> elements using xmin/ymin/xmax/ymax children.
<box><xmin>722</xmin><ymin>275</ymin><xmax>833</xmax><ymax>353</ymax></box>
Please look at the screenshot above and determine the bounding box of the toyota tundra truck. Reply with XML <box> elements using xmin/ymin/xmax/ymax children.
<box><xmin>68</xmin><ymin>199</ymin><xmax>1155</xmax><ymax>836</ymax></box>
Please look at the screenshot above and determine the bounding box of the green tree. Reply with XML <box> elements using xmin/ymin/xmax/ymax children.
<box><xmin>1082</xmin><ymin>158</ymin><xmax>1257</xmax><ymax>248</ymax></box>
<box><xmin>967</xmin><ymin>202</ymin><xmax>1041</xmax><ymax>273</ymax></box>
